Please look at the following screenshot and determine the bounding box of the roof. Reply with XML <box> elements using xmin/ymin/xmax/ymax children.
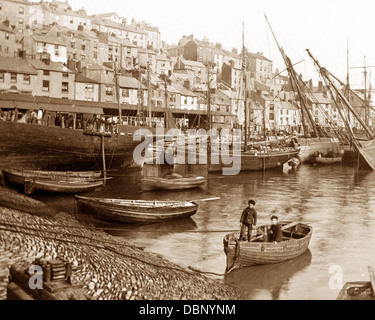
<box><xmin>179</xmin><ymin>58</ymin><xmax>205</xmax><ymax>68</ymax></box>
<box><xmin>0</xmin><ymin>57</ymin><xmax>37</xmax><ymax>75</ymax></box>
<box><xmin>255</xmin><ymin>80</ymin><xmax>271</xmax><ymax>92</ymax></box>
<box><xmin>307</xmin><ymin>92</ymin><xmax>332</xmax><ymax>104</ymax></box>
<box><xmin>172</xmin><ymin>84</ymin><xmax>198</xmax><ymax>97</ymax></box>
<box><xmin>156</xmin><ymin>54</ymin><xmax>173</xmax><ymax>62</ymax></box>
<box><xmin>75</xmin><ymin>74</ymin><xmax>99</xmax><ymax>84</ymax></box>
<box><xmin>33</xmin><ymin>34</ymin><xmax>66</xmax><ymax>46</ymax></box>
<box><xmin>87</xmin><ymin>63</ymin><xmax>113</xmax><ymax>72</ymax></box>
<box><xmin>0</xmin><ymin>23</ymin><xmax>15</xmax><ymax>34</ymax></box>
<box><xmin>247</xmin><ymin>52</ymin><xmax>273</xmax><ymax>63</ymax></box>
<box><xmin>27</xmin><ymin>59</ymin><xmax>73</xmax><ymax>73</ymax></box>
<box><xmin>118</xmin><ymin>76</ymin><xmax>140</xmax><ymax>89</ymax></box>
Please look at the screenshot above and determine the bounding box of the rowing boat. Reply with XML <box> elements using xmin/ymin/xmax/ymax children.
<box><xmin>337</xmin><ymin>266</ymin><xmax>375</xmax><ymax>300</ymax></box>
<box><xmin>74</xmin><ymin>195</ymin><xmax>199</xmax><ymax>223</ymax></box>
<box><xmin>315</xmin><ymin>156</ymin><xmax>342</xmax><ymax>165</ymax></box>
<box><xmin>2</xmin><ymin>169</ymin><xmax>102</xmax><ymax>185</ymax></box>
<box><xmin>141</xmin><ymin>173</ymin><xmax>206</xmax><ymax>191</ymax></box>
<box><xmin>24</xmin><ymin>178</ymin><xmax>105</xmax><ymax>195</ymax></box>
<box><xmin>223</xmin><ymin>221</ymin><xmax>312</xmax><ymax>272</ymax></box>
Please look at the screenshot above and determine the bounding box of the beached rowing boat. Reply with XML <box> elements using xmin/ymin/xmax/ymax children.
<box><xmin>74</xmin><ymin>195</ymin><xmax>199</xmax><ymax>223</ymax></box>
<box><xmin>141</xmin><ymin>173</ymin><xmax>206</xmax><ymax>191</ymax></box>
<box><xmin>223</xmin><ymin>221</ymin><xmax>313</xmax><ymax>272</ymax></box>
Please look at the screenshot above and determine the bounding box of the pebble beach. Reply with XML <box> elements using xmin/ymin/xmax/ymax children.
<box><xmin>0</xmin><ymin>186</ymin><xmax>242</xmax><ymax>300</ymax></box>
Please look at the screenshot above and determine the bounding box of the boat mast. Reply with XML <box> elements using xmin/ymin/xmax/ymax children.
<box><xmin>242</xmin><ymin>21</ymin><xmax>248</xmax><ymax>151</ymax></box>
<box><xmin>264</xmin><ymin>15</ymin><xmax>320</xmax><ymax>138</ymax></box>
<box><xmin>115</xmin><ymin>64</ymin><xmax>122</xmax><ymax>129</ymax></box>
<box><xmin>306</xmin><ymin>49</ymin><xmax>374</xmax><ymax>139</ymax></box>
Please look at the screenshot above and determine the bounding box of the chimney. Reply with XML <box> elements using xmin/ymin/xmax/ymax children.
<box><xmin>42</xmin><ymin>57</ymin><xmax>51</xmax><ymax>65</ymax></box>
<box><xmin>4</xmin><ymin>20</ymin><xmax>10</xmax><ymax>28</ymax></box>
<box><xmin>215</xmin><ymin>43</ymin><xmax>222</xmax><ymax>50</ymax></box>
<box><xmin>318</xmin><ymin>81</ymin><xmax>323</xmax><ymax>92</ymax></box>
<box><xmin>232</xmin><ymin>48</ymin><xmax>238</xmax><ymax>55</ymax></box>
<box><xmin>77</xmin><ymin>25</ymin><xmax>84</xmax><ymax>31</ymax></box>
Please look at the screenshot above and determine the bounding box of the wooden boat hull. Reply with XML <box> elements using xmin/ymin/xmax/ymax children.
<box><xmin>141</xmin><ymin>176</ymin><xmax>206</xmax><ymax>191</ymax></box>
<box><xmin>336</xmin><ymin>282</ymin><xmax>374</xmax><ymax>300</ymax></box>
<box><xmin>297</xmin><ymin>137</ymin><xmax>344</xmax><ymax>163</ymax></box>
<box><xmin>208</xmin><ymin>149</ymin><xmax>300</xmax><ymax>173</ymax></box>
<box><xmin>24</xmin><ymin>179</ymin><xmax>104</xmax><ymax>195</ymax></box>
<box><xmin>315</xmin><ymin>157</ymin><xmax>342</xmax><ymax>164</ymax></box>
<box><xmin>75</xmin><ymin>196</ymin><xmax>199</xmax><ymax>224</ymax></box>
<box><xmin>2</xmin><ymin>169</ymin><xmax>102</xmax><ymax>185</ymax></box>
<box><xmin>0</xmin><ymin>121</ymin><xmax>139</xmax><ymax>171</ymax></box>
<box><xmin>356</xmin><ymin>139</ymin><xmax>375</xmax><ymax>170</ymax></box>
<box><xmin>223</xmin><ymin>222</ymin><xmax>312</xmax><ymax>271</ymax></box>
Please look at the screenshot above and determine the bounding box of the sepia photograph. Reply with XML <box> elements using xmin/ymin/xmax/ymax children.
<box><xmin>0</xmin><ymin>0</ymin><xmax>375</xmax><ymax>306</ymax></box>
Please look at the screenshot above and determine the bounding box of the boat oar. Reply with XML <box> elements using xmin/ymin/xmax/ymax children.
<box><xmin>189</xmin><ymin>197</ymin><xmax>220</xmax><ymax>202</ymax></box>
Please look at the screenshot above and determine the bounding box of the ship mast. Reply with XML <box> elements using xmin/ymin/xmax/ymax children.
<box><xmin>306</xmin><ymin>49</ymin><xmax>374</xmax><ymax>139</ymax></box>
<box><xmin>264</xmin><ymin>15</ymin><xmax>322</xmax><ymax>138</ymax></box>
<box><xmin>242</xmin><ymin>21</ymin><xmax>248</xmax><ymax>151</ymax></box>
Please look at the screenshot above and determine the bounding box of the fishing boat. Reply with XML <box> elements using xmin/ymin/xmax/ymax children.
<box><xmin>141</xmin><ymin>173</ymin><xmax>206</xmax><ymax>191</ymax></box>
<box><xmin>336</xmin><ymin>266</ymin><xmax>375</xmax><ymax>300</ymax></box>
<box><xmin>74</xmin><ymin>195</ymin><xmax>199</xmax><ymax>223</ymax></box>
<box><xmin>208</xmin><ymin>147</ymin><xmax>300</xmax><ymax>173</ymax></box>
<box><xmin>223</xmin><ymin>221</ymin><xmax>312</xmax><ymax>272</ymax></box>
<box><xmin>23</xmin><ymin>178</ymin><xmax>105</xmax><ymax>195</ymax></box>
<box><xmin>315</xmin><ymin>155</ymin><xmax>342</xmax><ymax>165</ymax></box>
<box><xmin>0</xmin><ymin>107</ymin><xmax>140</xmax><ymax>172</ymax></box>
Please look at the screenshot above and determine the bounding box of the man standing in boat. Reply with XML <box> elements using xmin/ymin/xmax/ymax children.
<box><xmin>239</xmin><ymin>200</ymin><xmax>257</xmax><ymax>241</ymax></box>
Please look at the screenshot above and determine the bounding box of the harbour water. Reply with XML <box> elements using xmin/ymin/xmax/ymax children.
<box><xmin>35</xmin><ymin>163</ymin><xmax>375</xmax><ymax>300</ymax></box>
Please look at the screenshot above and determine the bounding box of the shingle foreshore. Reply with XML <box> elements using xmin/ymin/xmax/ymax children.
<box><xmin>0</xmin><ymin>186</ymin><xmax>242</xmax><ymax>300</ymax></box>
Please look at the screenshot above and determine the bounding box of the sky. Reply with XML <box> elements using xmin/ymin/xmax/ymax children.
<box><xmin>61</xmin><ymin>0</ymin><xmax>375</xmax><ymax>89</ymax></box>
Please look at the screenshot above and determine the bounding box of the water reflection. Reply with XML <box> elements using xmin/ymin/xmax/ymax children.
<box><xmin>225</xmin><ymin>250</ymin><xmax>312</xmax><ymax>300</ymax></box>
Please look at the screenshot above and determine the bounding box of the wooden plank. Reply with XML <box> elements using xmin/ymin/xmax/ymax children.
<box><xmin>368</xmin><ymin>266</ymin><xmax>375</xmax><ymax>297</ymax></box>
<box><xmin>281</xmin><ymin>221</ymin><xmax>299</xmax><ymax>230</ymax></box>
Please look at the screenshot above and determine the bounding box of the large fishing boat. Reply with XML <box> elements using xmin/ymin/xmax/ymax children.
<box><xmin>0</xmin><ymin>120</ymin><xmax>139</xmax><ymax>171</ymax></box>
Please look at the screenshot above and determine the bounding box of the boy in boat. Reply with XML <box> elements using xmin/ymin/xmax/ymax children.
<box><xmin>239</xmin><ymin>200</ymin><xmax>257</xmax><ymax>241</ymax></box>
<box><xmin>267</xmin><ymin>215</ymin><xmax>283</xmax><ymax>243</ymax></box>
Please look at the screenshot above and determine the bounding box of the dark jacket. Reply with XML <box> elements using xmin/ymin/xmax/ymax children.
<box><xmin>269</xmin><ymin>224</ymin><xmax>283</xmax><ymax>242</ymax></box>
<box><xmin>240</xmin><ymin>207</ymin><xmax>257</xmax><ymax>226</ymax></box>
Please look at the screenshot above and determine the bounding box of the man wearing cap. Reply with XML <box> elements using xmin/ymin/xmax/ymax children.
<box><xmin>239</xmin><ymin>199</ymin><xmax>257</xmax><ymax>241</ymax></box>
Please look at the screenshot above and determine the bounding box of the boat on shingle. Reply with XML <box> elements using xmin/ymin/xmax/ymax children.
<box><xmin>74</xmin><ymin>195</ymin><xmax>199</xmax><ymax>224</ymax></box>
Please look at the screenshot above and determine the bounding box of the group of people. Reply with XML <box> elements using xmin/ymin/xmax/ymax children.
<box><xmin>239</xmin><ymin>199</ymin><xmax>283</xmax><ymax>243</ymax></box>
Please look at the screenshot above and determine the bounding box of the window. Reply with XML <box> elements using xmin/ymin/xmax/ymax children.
<box><xmin>55</xmin><ymin>50</ymin><xmax>59</xmax><ymax>56</ymax></box>
<box><xmin>10</xmin><ymin>73</ymin><xmax>17</xmax><ymax>83</ymax></box>
<box><xmin>170</xmin><ymin>94</ymin><xmax>176</xmax><ymax>102</ymax></box>
<box><xmin>62</xmin><ymin>82</ymin><xmax>69</xmax><ymax>93</ymax></box>
<box><xmin>19</xmin><ymin>7</ymin><xmax>24</xmax><ymax>14</ymax></box>
<box><xmin>0</xmin><ymin>4</ymin><xmax>2</xmax><ymax>10</ymax></box>
<box><xmin>0</xmin><ymin>72</ymin><xmax>4</xmax><ymax>82</ymax></box>
<box><xmin>85</xmin><ymin>84</ymin><xmax>94</xmax><ymax>92</ymax></box>
<box><xmin>43</xmin><ymin>70</ymin><xmax>50</xmax><ymax>76</ymax></box>
<box><xmin>18</xmin><ymin>18</ymin><xmax>23</xmax><ymax>25</ymax></box>
<box><xmin>81</xmin><ymin>44</ymin><xmax>86</xmax><ymax>50</ymax></box>
<box><xmin>106</xmin><ymin>86</ymin><xmax>113</xmax><ymax>96</ymax></box>
<box><xmin>70</xmin><ymin>19</ymin><xmax>73</xmax><ymax>24</ymax></box>
<box><xmin>54</xmin><ymin>44</ymin><xmax>59</xmax><ymax>49</ymax></box>
<box><xmin>5</xmin><ymin>33</ymin><xmax>9</xmax><ymax>40</ymax></box>
<box><xmin>63</xmin><ymin>72</ymin><xmax>69</xmax><ymax>78</ymax></box>
<box><xmin>93</xmin><ymin>52</ymin><xmax>98</xmax><ymax>59</ymax></box>
<box><xmin>127</xmin><ymin>48</ymin><xmax>131</xmax><ymax>54</ymax></box>
<box><xmin>42</xmin><ymin>80</ymin><xmax>49</xmax><ymax>91</ymax></box>
<box><xmin>269</xmin><ymin>113</ymin><xmax>274</xmax><ymax>121</ymax></box>
<box><xmin>93</xmin><ymin>42</ymin><xmax>98</xmax><ymax>49</ymax></box>
<box><xmin>70</xmin><ymin>42</ymin><xmax>75</xmax><ymax>49</ymax></box>
<box><xmin>23</xmin><ymin>74</ymin><xmax>31</xmax><ymax>84</ymax></box>
<box><xmin>122</xmin><ymin>88</ymin><xmax>129</xmax><ymax>97</ymax></box>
